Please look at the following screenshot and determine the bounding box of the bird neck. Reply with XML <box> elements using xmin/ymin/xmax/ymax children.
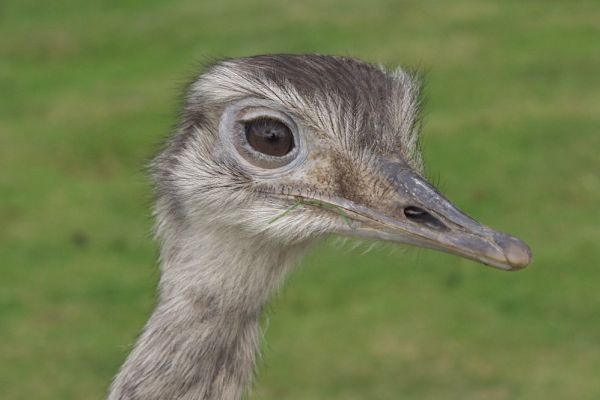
<box><xmin>108</xmin><ymin>225</ymin><xmax>309</xmax><ymax>400</ymax></box>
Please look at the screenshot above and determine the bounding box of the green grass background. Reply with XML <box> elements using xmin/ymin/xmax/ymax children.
<box><xmin>1</xmin><ymin>0</ymin><xmax>599</xmax><ymax>399</ymax></box>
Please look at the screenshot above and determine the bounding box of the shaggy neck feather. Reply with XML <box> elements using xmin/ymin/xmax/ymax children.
<box><xmin>108</xmin><ymin>223</ymin><xmax>307</xmax><ymax>400</ymax></box>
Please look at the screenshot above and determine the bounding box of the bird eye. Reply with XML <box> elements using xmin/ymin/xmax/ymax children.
<box><xmin>244</xmin><ymin>118</ymin><xmax>294</xmax><ymax>157</ymax></box>
<box><xmin>219</xmin><ymin>101</ymin><xmax>304</xmax><ymax>173</ymax></box>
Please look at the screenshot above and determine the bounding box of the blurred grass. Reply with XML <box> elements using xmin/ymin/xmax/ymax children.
<box><xmin>1</xmin><ymin>0</ymin><xmax>599</xmax><ymax>399</ymax></box>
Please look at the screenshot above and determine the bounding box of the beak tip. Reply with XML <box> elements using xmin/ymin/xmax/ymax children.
<box><xmin>496</xmin><ymin>234</ymin><xmax>532</xmax><ymax>270</ymax></box>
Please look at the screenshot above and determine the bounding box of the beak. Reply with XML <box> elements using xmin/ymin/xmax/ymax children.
<box><xmin>331</xmin><ymin>159</ymin><xmax>532</xmax><ymax>271</ymax></box>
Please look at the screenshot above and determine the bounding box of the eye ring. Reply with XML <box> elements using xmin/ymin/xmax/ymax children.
<box><xmin>218</xmin><ymin>99</ymin><xmax>306</xmax><ymax>174</ymax></box>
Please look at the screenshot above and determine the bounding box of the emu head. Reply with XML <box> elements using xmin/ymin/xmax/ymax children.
<box><xmin>153</xmin><ymin>54</ymin><xmax>531</xmax><ymax>271</ymax></box>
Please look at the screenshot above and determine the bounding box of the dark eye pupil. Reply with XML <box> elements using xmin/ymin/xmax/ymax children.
<box><xmin>245</xmin><ymin>118</ymin><xmax>294</xmax><ymax>157</ymax></box>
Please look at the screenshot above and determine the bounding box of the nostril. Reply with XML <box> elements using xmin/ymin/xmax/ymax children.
<box><xmin>404</xmin><ymin>206</ymin><xmax>426</xmax><ymax>218</ymax></box>
<box><xmin>403</xmin><ymin>206</ymin><xmax>448</xmax><ymax>231</ymax></box>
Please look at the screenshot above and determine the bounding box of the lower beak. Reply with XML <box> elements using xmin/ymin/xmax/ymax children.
<box><xmin>333</xmin><ymin>160</ymin><xmax>532</xmax><ymax>271</ymax></box>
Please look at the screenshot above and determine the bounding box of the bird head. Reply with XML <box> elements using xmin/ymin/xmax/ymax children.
<box><xmin>153</xmin><ymin>54</ymin><xmax>531</xmax><ymax>271</ymax></box>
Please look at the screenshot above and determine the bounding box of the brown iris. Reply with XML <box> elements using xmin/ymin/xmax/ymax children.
<box><xmin>244</xmin><ymin>118</ymin><xmax>294</xmax><ymax>157</ymax></box>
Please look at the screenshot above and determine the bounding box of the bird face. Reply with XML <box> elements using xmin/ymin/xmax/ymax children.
<box><xmin>157</xmin><ymin>55</ymin><xmax>531</xmax><ymax>271</ymax></box>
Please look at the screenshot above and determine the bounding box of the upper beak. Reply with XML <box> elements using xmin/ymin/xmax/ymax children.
<box><xmin>331</xmin><ymin>159</ymin><xmax>532</xmax><ymax>271</ymax></box>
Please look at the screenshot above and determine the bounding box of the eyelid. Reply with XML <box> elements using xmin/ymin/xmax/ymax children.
<box><xmin>237</xmin><ymin>107</ymin><xmax>294</xmax><ymax>127</ymax></box>
<box><xmin>242</xmin><ymin>116</ymin><xmax>288</xmax><ymax>129</ymax></box>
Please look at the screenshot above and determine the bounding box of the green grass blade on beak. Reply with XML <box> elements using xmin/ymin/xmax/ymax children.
<box><xmin>268</xmin><ymin>199</ymin><xmax>353</xmax><ymax>228</ymax></box>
